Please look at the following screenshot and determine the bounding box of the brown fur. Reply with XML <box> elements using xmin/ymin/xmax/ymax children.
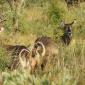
<box><xmin>61</xmin><ymin>20</ymin><xmax>76</xmax><ymax>45</ymax></box>
<box><xmin>3</xmin><ymin>45</ymin><xmax>38</xmax><ymax>73</ymax></box>
<box><xmin>3</xmin><ymin>45</ymin><xmax>29</xmax><ymax>70</ymax></box>
<box><xmin>32</xmin><ymin>36</ymin><xmax>58</xmax><ymax>70</ymax></box>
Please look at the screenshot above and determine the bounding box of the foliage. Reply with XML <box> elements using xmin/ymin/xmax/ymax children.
<box><xmin>48</xmin><ymin>2</ymin><xmax>63</xmax><ymax>25</ymax></box>
<box><xmin>1</xmin><ymin>41</ymin><xmax>85</xmax><ymax>85</ymax></box>
<box><xmin>0</xmin><ymin>47</ymin><xmax>10</xmax><ymax>71</ymax></box>
<box><xmin>0</xmin><ymin>0</ymin><xmax>85</xmax><ymax>85</ymax></box>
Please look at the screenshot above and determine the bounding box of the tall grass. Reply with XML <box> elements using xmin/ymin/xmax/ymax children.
<box><xmin>0</xmin><ymin>0</ymin><xmax>85</xmax><ymax>85</ymax></box>
<box><xmin>0</xmin><ymin>40</ymin><xmax>84</xmax><ymax>85</ymax></box>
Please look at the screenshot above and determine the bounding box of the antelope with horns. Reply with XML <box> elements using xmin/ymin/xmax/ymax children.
<box><xmin>4</xmin><ymin>45</ymin><xmax>37</xmax><ymax>72</ymax></box>
<box><xmin>60</xmin><ymin>19</ymin><xmax>76</xmax><ymax>45</ymax></box>
<box><xmin>32</xmin><ymin>36</ymin><xmax>59</xmax><ymax>70</ymax></box>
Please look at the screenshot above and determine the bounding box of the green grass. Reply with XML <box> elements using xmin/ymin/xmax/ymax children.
<box><xmin>0</xmin><ymin>0</ymin><xmax>85</xmax><ymax>85</ymax></box>
<box><xmin>0</xmin><ymin>40</ymin><xmax>84</xmax><ymax>85</ymax></box>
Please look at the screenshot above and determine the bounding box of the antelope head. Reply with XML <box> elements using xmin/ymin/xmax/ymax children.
<box><xmin>60</xmin><ymin>19</ymin><xmax>76</xmax><ymax>45</ymax></box>
<box><xmin>32</xmin><ymin>42</ymin><xmax>46</xmax><ymax>57</ymax></box>
<box><xmin>19</xmin><ymin>48</ymin><xmax>38</xmax><ymax>73</ymax></box>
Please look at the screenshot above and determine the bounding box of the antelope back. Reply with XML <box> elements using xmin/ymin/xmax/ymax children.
<box><xmin>34</xmin><ymin>36</ymin><xmax>58</xmax><ymax>57</ymax></box>
<box><xmin>4</xmin><ymin>45</ymin><xmax>30</xmax><ymax>70</ymax></box>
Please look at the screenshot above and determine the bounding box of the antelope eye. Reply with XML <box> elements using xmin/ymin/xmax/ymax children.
<box><xmin>34</xmin><ymin>45</ymin><xmax>39</xmax><ymax>49</ymax></box>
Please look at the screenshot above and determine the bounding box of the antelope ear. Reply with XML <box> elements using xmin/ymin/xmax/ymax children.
<box><xmin>60</xmin><ymin>20</ymin><xmax>65</xmax><ymax>28</ymax></box>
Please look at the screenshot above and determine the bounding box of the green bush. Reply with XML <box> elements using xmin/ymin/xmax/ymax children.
<box><xmin>48</xmin><ymin>6</ymin><xmax>62</xmax><ymax>25</ymax></box>
<box><xmin>0</xmin><ymin>47</ymin><xmax>10</xmax><ymax>71</ymax></box>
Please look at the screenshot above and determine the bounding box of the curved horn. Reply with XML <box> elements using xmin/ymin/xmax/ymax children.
<box><xmin>19</xmin><ymin>49</ymin><xmax>30</xmax><ymax>68</ymax></box>
<box><xmin>35</xmin><ymin>42</ymin><xmax>46</xmax><ymax>57</ymax></box>
<box><xmin>70</xmin><ymin>19</ymin><xmax>76</xmax><ymax>25</ymax></box>
<box><xmin>19</xmin><ymin>49</ymin><xmax>30</xmax><ymax>58</ymax></box>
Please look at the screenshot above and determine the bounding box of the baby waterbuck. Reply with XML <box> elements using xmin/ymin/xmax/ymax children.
<box><xmin>60</xmin><ymin>19</ymin><xmax>76</xmax><ymax>45</ymax></box>
<box><xmin>32</xmin><ymin>36</ymin><xmax>58</xmax><ymax>70</ymax></box>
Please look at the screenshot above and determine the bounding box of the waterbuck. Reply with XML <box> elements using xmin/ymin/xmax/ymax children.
<box><xmin>32</xmin><ymin>36</ymin><xmax>58</xmax><ymax>70</ymax></box>
<box><xmin>65</xmin><ymin>0</ymin><xmax>85</xmax><ymax>9</ymax></box>
<box><xmin>3</xmin><ymin>44</ymin><xmax>38</xmax><ymax>73</ymax></box>
<box><xmin>19</xmin><ymin>48</ymin><xmax>38</xmax><ymax>73</ymax></box>
<box><xmin>4</xmin><ymin>45</ymin><xmax>31</xmax><ymax>71</ymax></box>
<box><xmin>60</xmin><ymin>19</ymin><xmax>76</xmax><ymax>45</ymax></box>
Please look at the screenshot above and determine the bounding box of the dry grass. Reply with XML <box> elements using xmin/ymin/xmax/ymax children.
<box><xmin>0</xmin><ymin>0</ymin><xmax>85</xmax><ymax>85</ymax></box>
<box><xmin>0</xmin><ymin>38</ymin><xmax>85</xmax><ymax>85</ymax></box>
<box><xmin>0</xmin><ymin>33</ymin><xmax>36</xmax><ymax>46</ymax></box>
